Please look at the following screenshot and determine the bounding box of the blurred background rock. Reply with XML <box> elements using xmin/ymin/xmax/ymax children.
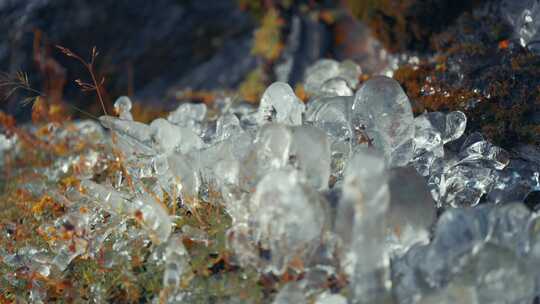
<box><xmin>0</xmin><ymin>0</ymin><xmax>464</xmax><ymax>118</ymax></box>
<box><xmin>3</xmin><ymin>0</ymin><xmax>535</xmax><ymax>145</ymax></box>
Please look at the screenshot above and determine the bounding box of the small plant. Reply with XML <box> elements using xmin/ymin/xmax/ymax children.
<box><xmin>0</xmin><ymin>71</ymin><xmax>44</xmax><ymax>106</ymax></box>
<box><xmin>56</xmin><ymin>45</ymin><xmax>108</xmax><ymax>115</ymax></box>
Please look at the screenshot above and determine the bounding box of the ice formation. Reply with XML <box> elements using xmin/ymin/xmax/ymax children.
<box><xmin>503</xmin><ymin>0</ymin><xmax>540</xmax><ymax>53</ymax></box>
<box><xmin>2</xmin><ymin>59</ymin><xmax>540</xmax><ymax>303</ymax></box>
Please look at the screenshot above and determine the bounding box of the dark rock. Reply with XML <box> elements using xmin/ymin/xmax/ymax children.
<box><xmin>0</xmin><ymin>0</ymin><xmax>255</xmax><ymax>116</ymax></box>
<box><xmin>346</xmin><ymin>0</ymin><xmax>485</xmax><ymax>53</ymax></box>
<box><xmin>274</xmin><ymin>12</ymin><xmax>333</xmax><ymax>86</ymax></box>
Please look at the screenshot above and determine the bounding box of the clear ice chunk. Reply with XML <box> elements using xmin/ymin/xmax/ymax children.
<box><xmin>162</xmin><ymin>234</ymin><xmax>189</xmax><ymax>290</ymax></box>
<box><xmin>167</xmin><ymin>102</ymin><xmax>207</xmax><ymax>135</ymax></box>
<box><xmin>214</xmin><ymin>113</ymin><xmax>244</xmax><ymax>142</ymax></box>
<box><xmin>150</xmin><ymin>118</ymin><xmax>203</xmax><ymax>154</ymax></box>
<box><xmin>412</xmin><ymin>114</ymin><xmax>444</xmax><ymax>176</ymax></box>
<box><xmin>424</xmin><ymin>111</ymin><xmax>466</xmax><ymax>144</ymax></box>
<box><xmin>99</xmin><ymin>115</ymin><xmax>155</xmax><ymax>155</ymax></box>
<box><xmin>338</xmin><ymin>60</ymin><xmax>362</xmax><ymax>89</ymax></box>
<box><xmin>249</xmin><ymin>169</ymin><xmax>327</xmax><ymax>274</ymax></box>
<box><xmin>419</xmin><ymin>207</ymin><xmax>489</xmax><ymax>287</ymax></box>
<box><xmin>305</xmin><ymin>96</ymin><xmax>354</xmax><ymax>178</ymax></box>
<box><xmin>257</xmin><ymin>82</ymin><xmax>306</xmax><ymax>125</ymax></box>
<box><xmin>132</xmin><ymin>193</ymin><xmax>172</xmax><ymax>243</ymax></box>
<box><xmin>319</xmin><ymin>77</ymin><xmax>354</xmax><ymax>97</ymax></box>
<box><xmin>503</xmin><ymin>0</ymin><xmax>540</xmax><ymax>52</ymax></box>
<box><xmin>304</xmin><ymin>59</ymin><xmax>361</xmax><ymax>95</ymax></box>
<box><xmin>335</xmin><ymin>148</ymin><xmax>391</xmax><ymax>302</ymax></box>
<box><xmin>254</xmin><ymin>123</ymin><xmax>293</xmax><ymax>173</ymax></box>
<box><xmin>100</xmin><ymin>115</ymin><xmax>152</xmax><ymax>143</ymax></box>
<box><xmin>352</xmin><ymin>76</ymin><xmax>415</xmax><ymax>167</ymax></box>
<box><xmin>81</xmin><ymin>180</ymin><xmax>171</xmax><ymax>243</ymax></box>
<box><xmin>289</xmin><ymin>125</ymin><xmax>331</xmax><ymax>190</ymax></box>
<box><xmin>456</xmin><ymin>244</ymin><xmax>535</xmax><ymax>304</ymax></box>
<box><xmin>304</xmin><ymin>59</ymin><xmax>340</xmax><ymax>94</ymax></box>
<box><xmin>81</xmin><ymin>180</ymin><xmax>132</xmax><ymax>214</ymax></box>
<box><xmin>486</xmin><ymin>202</ymin><xmax>530</xmax><ymax>254</ymax></box>
<box><xmin>459</xmin><ymin>137</ymin><xmax>510</xmax><ymax>170</ymax></box>
<box><xmin>387</xmin><ymin>167</ymin><xmax>436</xmax><ymax>254</ymax></box>
<box><xmin>429</xmin><ymin>165</ymin><xmax>495</xmax><ymax>208</ymax></box>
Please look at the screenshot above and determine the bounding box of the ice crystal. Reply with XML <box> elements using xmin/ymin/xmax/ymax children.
<box><xmin>2</xmin><ymin>58</ymin><xmax>540</xmax><ymax>303</ymax></box>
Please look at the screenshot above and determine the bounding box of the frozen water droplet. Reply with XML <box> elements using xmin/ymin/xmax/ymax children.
<box><xmin>319</xmin><ymin>77</ymin><xmax>354</xmax><ymax>97</ymax></box>
<box><xmin>150</xmin><ymin>118</ymin><xmax>203</xmax><ymax>154</ymax></box>
<box><xmin>114</xmin><ymin>96</ymin><xmax>133</xmax><ymax>120</ymax></box>
<box><xmin>338</xmin><ymin>60</ymin><xmax>362</xmax><ymax>89</ymax></box>
<box><xmin>304</xmin><ymin>59</ymin><xmax>340</xmax><ymax>94</ymax></box>
<box><xmin>352</xmin><ymin>76</ymin><xmax>414</xmax><ymax>167</ymax></box>
<box><xmin>336</xmin><ymin>147</ymin><xmax>388</xmax><ymax>250</ymax></box>
<box><xmin>258</xmin><ymin>82</ymin><xmax>305</xmax><ymax>125</ymax></box>
<box><xmin>462</xmin><ymin>244</ymin><xmax>535</xmax><ymax>304</ymax></box>
<box><xmin>167</xmin><ymin>103</ymin><xmax>207</xmax><ymax>135</ymax></box>
<box><xmin>215</xmin><ymin>113</ymin><xmax>244</xmax><ymax>142</ymax></box>
<box><xmin>304</xmin><ymin>59</ymin><xmax>361</xmax><ymax>95</ymax></box>
<box><xmin>503</xmin><ymin>0</ymin><xmax>540</xmax><ymax>52</ymax></box>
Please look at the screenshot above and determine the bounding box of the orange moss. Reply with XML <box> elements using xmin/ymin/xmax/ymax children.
<box><xmin>393</xmin><ymin>64</ymin><xmax>483</xmax><ymax>114</ymax></box>
<box><xmin>294</xmin><ymin>84</ymin><xmax>309</xmax><ymax>103</ymax></box>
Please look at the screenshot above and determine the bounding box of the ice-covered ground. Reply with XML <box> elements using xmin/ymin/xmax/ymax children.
<box><xmin>2</xmin><ymin>58</ymin><xmax>540</xmax><ymax>303</ymax></box>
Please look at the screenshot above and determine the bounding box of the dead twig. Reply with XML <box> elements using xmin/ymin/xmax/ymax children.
<box><xmin>56</xmin><ymin>45</ymin><xmax>108</xmax><ymax>115</ymax></box>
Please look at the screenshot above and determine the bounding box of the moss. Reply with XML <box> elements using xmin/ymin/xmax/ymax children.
<box><xmin>393</xmin><ymin>9</ymin><xmax>540</xmax><ymax>149</ymax></box>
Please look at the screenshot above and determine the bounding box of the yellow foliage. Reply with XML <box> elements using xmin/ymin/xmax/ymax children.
<box><xmin>252</xmin><ymin>9</ymin><xmax>284</xmax><ymax>61</ymax></box>
<box><xmin>239</xmin><ymin>67</ymin><xmax>267</xmax><ymax>103</ymax></box>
